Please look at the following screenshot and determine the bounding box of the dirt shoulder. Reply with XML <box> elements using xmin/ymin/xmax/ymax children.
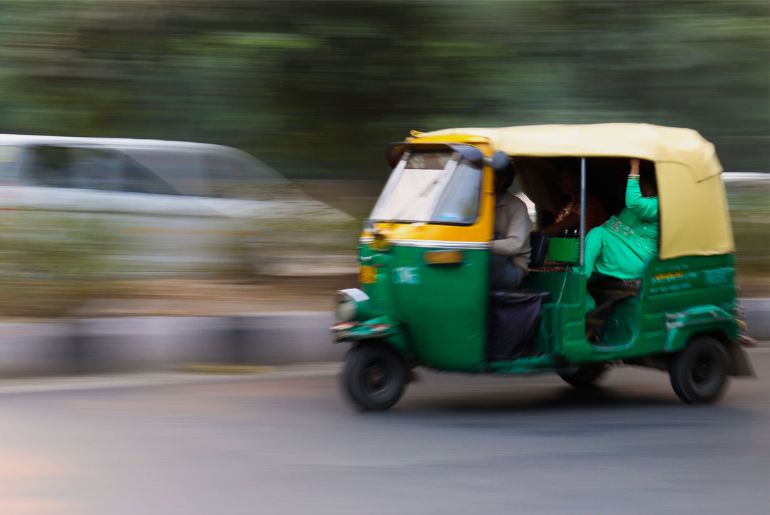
<box><xmin>80</xmin><ymin>275</ymin><xmax>357</xmax><ymax>317</ymax></box>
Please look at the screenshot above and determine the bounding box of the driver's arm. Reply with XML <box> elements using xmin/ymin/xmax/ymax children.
<box><xmin>492</xmin><ymin>199</ymin><xmax>532</xmax><ymax>256</ymax></box>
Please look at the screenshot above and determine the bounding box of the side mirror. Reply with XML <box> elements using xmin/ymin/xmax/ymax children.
<box><xmin>385</xmin><ymin>144</ymin><xmax>406</xmax><ymax>168</ymax></box>
<box><xmin>488</xmin><ymin>151</ymin><xmax>511</xmax><ymax>172</ymax></box>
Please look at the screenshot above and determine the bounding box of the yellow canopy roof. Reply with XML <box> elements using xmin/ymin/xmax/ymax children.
<box><xmin>409</xmin><ymin>123</ymin><xmax>733</xmax><ymax>259</ymax></box>
<box><xmin>413</xmin><ymin>123</ymin><xmax>722</xmax><ymax>182</ymax></box>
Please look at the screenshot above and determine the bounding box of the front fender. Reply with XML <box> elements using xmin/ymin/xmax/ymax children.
<box><xmin>331</xmin><ymin>315</ymin><xmax>411</xmax><ymax>358</ymax></box>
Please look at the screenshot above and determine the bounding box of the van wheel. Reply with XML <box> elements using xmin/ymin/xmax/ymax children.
<box><xmin>340</xmin><ymin>345</ymin><xmax>408</xmax><ymax>411</ymax></box>
<box><xmin>558</xmin><ymin>363</ymin><xmax>607</xmax><ymax>388</ymax></box>
<box><xmin>669</xmin><ymin>336</ymin><xmax>729</xmax><ymax>404</ymax></box>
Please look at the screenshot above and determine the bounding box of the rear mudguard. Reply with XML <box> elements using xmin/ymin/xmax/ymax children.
<box><xmin>726</xmin><ymin>341</ymin><xmax>755</xmax><ymax>377</ymax></box>
<box><xmin>665</xmin><ymin>305</ymin><xmax>753</xmax><ymax>377</ymax></box>
<box><xmin>665</xmin><ymin>305</ymin><xmax>737</xmax><ymax>353</ymax></box>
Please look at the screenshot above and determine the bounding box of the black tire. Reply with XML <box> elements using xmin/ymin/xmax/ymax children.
<box><xmin>340</xmin><ymin>344</ymin><xmax>408</xmax><ymax>411</ymax></box>
<box><xmin>669</xmin><ymin>336</ymin><xmax>729</xmax><ymax>404</ymax></box>
<box><xmin>558</xmin><ymin>363</ymin><xmax>608</xmax><ymax>388</ymax></box>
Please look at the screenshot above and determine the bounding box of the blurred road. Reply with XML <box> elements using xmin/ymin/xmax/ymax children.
<box><xmin>2</xmin><ymin>350</ymin><xmax>769</xmax><ymax>515</ymax></box>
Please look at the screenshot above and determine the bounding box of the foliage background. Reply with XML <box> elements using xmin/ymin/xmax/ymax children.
<box><xmin>0</xmin><ymin>0</ymin><xmax>767</xmax><ymax>181</ymax></box>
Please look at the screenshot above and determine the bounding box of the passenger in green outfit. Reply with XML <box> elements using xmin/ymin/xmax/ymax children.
<box><xmin>583</xmin><ymin>159</ymin><xmax>658</xmax><ymax>310</ymax></box>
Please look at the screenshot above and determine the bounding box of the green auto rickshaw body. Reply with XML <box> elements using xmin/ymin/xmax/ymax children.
<box><xmin>332</xmin><ymin>124</ymin><xmax>751</xmax><ymax>405</ymax></box>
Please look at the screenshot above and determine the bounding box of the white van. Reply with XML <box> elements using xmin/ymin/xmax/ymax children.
<box><xmin>0</xmin><ymin>135</ymin><xmax>355</xmax><ymax>275</ymax></box>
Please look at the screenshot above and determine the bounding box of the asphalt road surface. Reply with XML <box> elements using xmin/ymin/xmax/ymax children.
<box><xmin>2</xmin><ymin>350</ymin><xmax>769</xmax><ymax>515</ymax></box>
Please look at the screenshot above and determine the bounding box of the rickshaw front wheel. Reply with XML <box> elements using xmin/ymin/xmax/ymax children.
<box><xmin>668</xmin><ymin>336</ymin><xmax>729</xmax><ymax>404</ymax></box>
<box><xmin>558</xmin><ymin>363</ymin><xmax>608</xmax><ymax>388</ymax></box>
<box><xmin>340</xmin><ymin>344</ymin><xmax>408</xmax><ymax>411</ymax></box>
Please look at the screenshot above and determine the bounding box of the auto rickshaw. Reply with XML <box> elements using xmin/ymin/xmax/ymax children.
<box><xmin>331</xmin><ymin>123</ymin><xmax>754</xmax><ymax>411</ymax></box>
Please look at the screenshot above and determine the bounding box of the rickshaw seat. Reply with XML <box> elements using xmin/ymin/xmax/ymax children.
<box><xmin>588</xmin><ymin>275</ymin><xmax>641</xmax><ymax>296</ymax></box>
<box><xmin>488</xmin><ymin>289</ymin><xmax>550</xmax><ymax>360</ymax></box>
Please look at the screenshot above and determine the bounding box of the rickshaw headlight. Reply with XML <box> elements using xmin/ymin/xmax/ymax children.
<box><xmin>335</xmin><ymin>289</ymin><xmax>369</xmax><ymax>322</ymax></box>
<box><xmin>335</xmin><ymin>298</ymin><xmax>357</xmax><ymax>322</ymax></box>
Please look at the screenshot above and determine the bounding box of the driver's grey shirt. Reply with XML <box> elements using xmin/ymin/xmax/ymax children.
<box><xmin>491</xmin><ymin>192</ymin><xmax>532</xmax><ymax>272</ymax></box>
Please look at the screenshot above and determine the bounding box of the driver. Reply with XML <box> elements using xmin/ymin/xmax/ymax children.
<box><xmin>491</xmin><ymin>163</ymin><xmax>531</xmax><ymax>290</ymax></box>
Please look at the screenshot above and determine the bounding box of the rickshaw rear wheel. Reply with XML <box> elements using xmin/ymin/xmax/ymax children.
<box><xmin>340</xmin><ymin>344</ymin><xmax>408</xmax><ymax>411</ymax></box>
<box><xmin>558</xmin><ymin>363</ymin><xmax>608</xmax><ymax>388</ymax></box>
<box><xmin>669</xmin><ymin>336</ymin><xmax>729</xmax><ymax>404</ymax></box>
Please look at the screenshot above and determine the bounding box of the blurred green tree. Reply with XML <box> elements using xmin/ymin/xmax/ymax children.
<box><xmin>0</xmin><ymin>0</ymin><xmax>767</xmax><ymax>179</ymax></box>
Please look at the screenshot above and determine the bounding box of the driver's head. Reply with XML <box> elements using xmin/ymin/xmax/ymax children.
<box><xmin>494</xmin><ymin>162</ymin><xmax>516</xmax><ymax>195</ymax></box>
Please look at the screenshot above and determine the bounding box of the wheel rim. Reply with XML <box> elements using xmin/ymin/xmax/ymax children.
<box><xmin>690</xmin><ymin>351</ymin><xmax>722</xmax><ymax>395</ymax></box>
<box><xmin>362</xmin><ymin>359</ymin><xmax>393</xmax><ymax>399</ymax></box>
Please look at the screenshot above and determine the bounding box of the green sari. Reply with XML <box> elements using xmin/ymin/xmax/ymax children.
<box><xmin>584</xmin><ymin>177</ymin><xmax>659</xmax><ymax>280</ymax></box>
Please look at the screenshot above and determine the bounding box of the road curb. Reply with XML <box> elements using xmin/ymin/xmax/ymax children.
<box><xmin>740</xmin><ymin>298</ymin><xmax>770</xmax><ymax>341</ymax></box>
<box><xmin>0</xmin><ymin>299</ymin><xmax>767</xmax><ymax>377</ymax></box>
<box><xmin>0</xmin><ymin>313</ymin><xmax>345</xmax><ymax>377</ymax></box>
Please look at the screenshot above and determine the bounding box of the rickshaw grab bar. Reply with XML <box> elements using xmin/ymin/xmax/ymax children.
<box><xmin>579</xmin><ymin>157</ymin><xmax>586</xmax><ymax>266</ymax></box>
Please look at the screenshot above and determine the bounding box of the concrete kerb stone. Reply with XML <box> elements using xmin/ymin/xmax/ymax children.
<box><xmin>741</xmin><ymin>298</ymin><xmax>770</xmax><ymax>342</ymax></box>
<box><xmin>0</xmin><ymin>313</ymin><xmax>345</xmax><ymax>376</ymax></box>
<box><xmin>0</xmin><ymin>300</ymin><xmax>766</xmax><ymax>376</ymax></box>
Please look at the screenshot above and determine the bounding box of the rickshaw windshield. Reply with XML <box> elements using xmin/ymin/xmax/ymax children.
<box><xmin>370</xmin><ymin>150</ymin><xmax>482</xmax><ymax>225</ymax></box>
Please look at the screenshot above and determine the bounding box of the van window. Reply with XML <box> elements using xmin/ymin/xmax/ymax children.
<box><xmin>0</xmin><ymin>146</ymin><xmax>21</xmax><ymax>183</ymax></box>
<box><xmin>25</xmin><ymin>145</ymin><xmax>123</xmax><ymax>191</ymax></box>
<box><xmin>22</xmin><ymin>144</ymin><xmax>178</xmax><ymax>195</ymax></box>
<box><xmin>24</xmin><ymin>145</ymin><xmax>124</xmax><ymax>190</ymax></box>
<box><xmin>121</xmin><ymin>149</ymin><xmax>207</xmax><ymax>196</ymax></box>
<box><xmin>120</xmin><ymin>157</ymin><xmax>179</xmax><ymax>196</ymax></box>
<box><xmin>69</xmin><ymin>147</ymin><xmax>124</xmax><ymax>191</ymax></box>
<box><xmin>25</xmin><ymin>145</ymin><xmax>79</xmax><ymax>188</ymax></box>
<box><xmin>203</xmin><ymin>149</ymin><xmax>287</xmax><ymax>199</ymax></box>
